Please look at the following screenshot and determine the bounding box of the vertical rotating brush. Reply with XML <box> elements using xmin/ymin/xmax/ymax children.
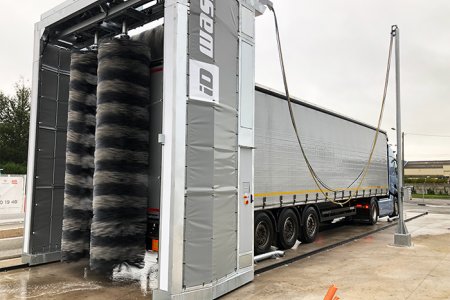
<box><xmin>90</xmin><ymin>38</ymin><xmax>151</xmax><ymax>272</ymax></box>
<box><xmin>131</xmin><ymin>25</ymin><xmax>164</xmax><ymax>60</ymax></box>
<box><xmin>62</xmin><ymin>51</ymin><xmax>97</xmax><ymax>262</ymax></box>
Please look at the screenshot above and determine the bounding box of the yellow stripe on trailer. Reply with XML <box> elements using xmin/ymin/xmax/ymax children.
<box><xmin>254</xmin><ymin>186</ymin><xmax>388</xmax><ymax>198</ymax></box>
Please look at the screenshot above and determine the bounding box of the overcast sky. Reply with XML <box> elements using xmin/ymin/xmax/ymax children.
<box><xmin>0</xmin><ymin>0</ymin><xmax>449</xmax><ymax>161</ymax></box>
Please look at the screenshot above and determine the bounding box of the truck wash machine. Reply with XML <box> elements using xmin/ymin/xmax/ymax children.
<box><xmin>24</xmin><ymin>0</ymin><xmax>268</xmax><ymax>298</ymax></box>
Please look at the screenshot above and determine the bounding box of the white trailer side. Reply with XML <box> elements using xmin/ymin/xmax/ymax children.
<box><xmin>252</xmin><ymin>85</ymin><xmax>395</xmax><ymax>255</ymax></box>
<box><xmin>254</xmin><ymin>85</ymin><xmax>389</xmax><ymax>209</ymax></box>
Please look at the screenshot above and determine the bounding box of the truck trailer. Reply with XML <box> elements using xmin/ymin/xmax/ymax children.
<box><xmin>23</xmin><ymin>0</ymin><xmax>398</xmax><ymax>299</ymax></box>
<box><xmin>253</xmin><ymin>85</ymin><xmax>398</xmax><ymax>254</ymax></box>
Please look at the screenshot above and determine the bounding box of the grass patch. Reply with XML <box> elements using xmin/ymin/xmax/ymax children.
<box><xmin>0</xmin><ymin>161</ymin><xmax>27</xmax><ymax>174</ymax></box>
<box><xmin>412</xmin><ymin>194</ymin><xmax>450</xmax><ymax>200</ymax></box>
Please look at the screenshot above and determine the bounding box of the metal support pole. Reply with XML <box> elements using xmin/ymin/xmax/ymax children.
<box><xmin>122</xmin><ymin>20</ymin><xmax>127</xmax><ymax>35</ymax></box>
<box><xmin>119</xmin><ymin>20</ymin><xmax>128</xmax><ymax>39</ymax></box>
<box><xmin>402</xmin><ymin>132</ymin><xmax>405</xmax><ymax>180</ymax></box>
<box><xmin>90</xmin><ymin>31</ymin><xmax>98</xmax><ymax>51</ymax></box>
<box><xmin>393</xmin><ymin>25</ymin><xmax>412</xmax><ymax>247</ymax></box>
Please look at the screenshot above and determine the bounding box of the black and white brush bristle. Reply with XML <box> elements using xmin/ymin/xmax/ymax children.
<box><xmin>90</xmin><ymin>38</ymin><xmax>151</xmax><ymax>272</ymax></box>
<box><xmin>62</xmin><ymin>50</ymin><xmax>97</xmax><ymax>262</ymax></box>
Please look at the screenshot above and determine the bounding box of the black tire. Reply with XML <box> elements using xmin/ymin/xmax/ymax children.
<box><xmin>254</xmin><ymin>212</ymin><xmax>275</xmax><ymax>255</ymax></box>
<box><xmin>389</xmin><ymin>197</ymin><xmax>399</xmax><ymax>217</ymax></box>
<box><xmin>368</xmin><ymin>198</ymin><xmax>379</xmax><ymax>225</ymax></box>
<box><xmin>277</xmin><ymin>209</ymin><xmax>299</xmax><ymax>250</ymax></box>
<box><xmin>300</xmin><ymin>207</ymin><xmax>319</xmax><ymax>243</ymax></box>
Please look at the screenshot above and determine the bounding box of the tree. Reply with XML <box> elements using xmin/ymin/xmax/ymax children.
<box><xmin>0</xmin><ymin>80</ymin><xmax>31</xmax><ymax>174</ymax></box>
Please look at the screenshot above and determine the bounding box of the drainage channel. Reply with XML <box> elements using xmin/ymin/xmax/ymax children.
<box><xmin>255</xmin><ymin>212</ymin><xmax>428</xmax><ymax>275</ymax></box>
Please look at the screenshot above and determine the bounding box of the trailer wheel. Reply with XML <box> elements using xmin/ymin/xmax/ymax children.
<box><xmin>254</xmin><ymin>212</ymin><xmax>274</xmax><ymax>255</ymax></box>
<box><xmin>368</xmin><ymin>198</ymin><xmax>379</xmax><ymax>225</ymax></box>
<box><xmin>277</xmin><ymin>209</ymin><xmax>299</xmax><ymax>250</ymax></box>
<box><xmin>300</xmin><ymin>207</ymin><xmax>319</xmax><ymax>243</ymax></box>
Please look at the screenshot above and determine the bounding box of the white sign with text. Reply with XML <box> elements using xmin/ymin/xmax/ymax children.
<box><xmin>0</xmin><ymin>176</ymin><xmax>25</xmax><ymax>215</ymax></box>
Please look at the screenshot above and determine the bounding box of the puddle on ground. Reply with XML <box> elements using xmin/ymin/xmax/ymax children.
<box><xmin>0</xmin><ymin>251</ymin><xmax>158</xmax><ymax>299</ymax></box>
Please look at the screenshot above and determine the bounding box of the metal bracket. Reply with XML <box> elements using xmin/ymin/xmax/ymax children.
<box><xmin>158</xmin><ymin>133</ymin><xmax>165</xmax><ymax>145</ymax></box>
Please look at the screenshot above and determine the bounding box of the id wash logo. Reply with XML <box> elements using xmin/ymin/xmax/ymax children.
<box><xmin>199</xmin><ymin>0</ymin><xmax>214</xmax><ymax>58</ymax></box>
<box><xmin>189</xmin><ymin>0</ymin><xmax>219</xmax><ymax>103</ymax></box>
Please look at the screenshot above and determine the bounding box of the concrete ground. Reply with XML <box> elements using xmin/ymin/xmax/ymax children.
<box><xmin>225</xmin><ymin>208</ymin><xmax>450</xmax><ymax>299</ymax></box>
<box><xmin>0</xmin><ymin>222</ymin><xmax>23</xmax><ymax>263</ymax></box>
<box><xmin>0</xmin><ymin>199</ymin><xmax>449</xmax><ymax>299</ymax></box>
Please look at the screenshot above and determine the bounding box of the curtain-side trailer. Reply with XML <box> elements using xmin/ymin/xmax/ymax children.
<box><xmin>253</xmin><ymin>85</ymin><xmax>399</xmax><ymax>254</ymax></box>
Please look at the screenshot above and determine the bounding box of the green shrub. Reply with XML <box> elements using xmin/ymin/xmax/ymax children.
<box><xmin>404</xmin><ymin>176</ymin><xmax>449</xmax><ymax>184</ymax></box>
<box><xmin>0</xmin><ymin>161</ymin><xmax>27</xmax><ymax>174</ymax></box>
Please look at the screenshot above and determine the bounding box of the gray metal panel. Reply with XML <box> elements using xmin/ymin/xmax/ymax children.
<box><xmin>238</xmin><ymin>148</ymin><xmax>253</xmax><ymax>254</ymax></box>
<box><xmin>148</xmin><ymin>66</ymin><xmax>163</xmax><ymax>211</ymax></box>
<box><xmin>56</xmin><ymin>101</ymin><xmax>68</xmax><ymax>130</ymax></box>
<box><xmin>36</xmin><ymin>128</ymin><xmax>55</xmax><ymax>187</ymax></box>
<box><xmin>215</xmin><ymin>0</ymin><xmax>239</xmax><ymax>109</ymax></box>
<box><xmin>38</xmin><ymin>98</ymin><xmax>57</xmax><ymax>128</ymax></box>
<box><xmin>51</xmin><ymin>187</ymin><xmax>65</xmax><ymax>251</ymax></box>
<box><xmin>184</xmin><ymin>0</ymin><xmax>239</xmax><ymax>289</ymax></box>
<box><xmin>29</xmin><ymin>45</ymin><xmax>71</xmax><ymax>258</ymax></box>
<box><xmin>213</xmin><ymin>103</ymin><xmax>238</xmax><ymax>280</ymax></box>
<box><xmin>239</xmin><ymin>41</ymin><xmax>254</xmax><ymax>130</ymax></box>
<box><xmin>254</xmin><ymin>90</ymin><xmax>389</xmax><ymax>207</ymax></box>
<box><xmin>40</xmin><ymin>70</ymin><xmax>58</xmax><ymax>100</ymax></box>
<box><xmin>184</xmin><ymin>102</ymin><xmax>238</xmax><ymax>287</ymax></box>
<box><xmin>184</xmin><ymin>191</ymin><xmax>214</xmax><ymax>284</ymax></box>
<box><xmin>31</xmin><ymin>188</ymin><xmax>52</xmax><ymax>252</ymax></box>
<box><xmin>54</xmin><ymin>131</ymin><xmax>67</xmax><ymax>187</ymax></box>
<box><xmin>186</xmin><ymin>101</ymin><xmax>215</xmax><ymax>188</ymax></box>
<box><xmin>188</xmin><ymin>0</ymin><xmax>213</xmax><ymax>65</ymax></box>
<box><xmin>57</xmin><ymin>74</ymin><xmax>70</xmax><ymax>102</ymax></box>
<box><xmin>41</xmin><ymin>44</ymin><xmax>60</xmax><ymax>68</ymax></box>
<box><xmin>184</xmin><ymin>100</ymin><xmax>215</xmax><ymax>287</ymax></box>
<box><xmin>157</xmin><ymin>1</ymin><xmax>189</xmax><ymax>293</ymax></box>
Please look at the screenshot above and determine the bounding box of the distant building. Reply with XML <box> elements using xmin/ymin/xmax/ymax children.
<box><xmin>404</xmin><ymin>160</ymin><xmax>450</xmax><ymax>177</ymax></box>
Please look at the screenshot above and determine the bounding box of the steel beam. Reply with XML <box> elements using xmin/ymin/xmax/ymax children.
<box><xmin>56</xmin><ymin>0</ymin><xmax>153</xmax><ymax>40</ymax></box>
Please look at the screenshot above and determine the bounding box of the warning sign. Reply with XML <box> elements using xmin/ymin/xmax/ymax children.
<box><xmin>0</xmin><ymin>176</ymin><xmax>25</xmax><ymax>215</ymax></box>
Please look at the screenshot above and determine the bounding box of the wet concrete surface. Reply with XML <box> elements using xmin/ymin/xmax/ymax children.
<box><xmin>225</xmin><ymin>203</ymin><xmax>450</xmax><ymax>300</ymax></box>
<box><xmin>0</xmin><ymin>255</ymin><xmax>157</xmax><ymax>300</ymax></box>
<box><xmin>0</xmin><ymin>199</ymin><xmax>449</xmax><ymax>299</ymax></box>
<box><xmin>0</xmin><ymin>260</ymin><xmax>147</xmax><ymax>300</ymax></box>
<box><xmin>254</xmin><ymin>211</ymin><xmax>424</xmax><ymax>273</ymax></box>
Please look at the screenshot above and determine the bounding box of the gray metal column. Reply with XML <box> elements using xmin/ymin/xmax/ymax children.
<box><xmin>393</xmin><ymin>25</ymin><xmax>411</xmax><ymax>247</ymax></box>
<box><xmin>237</xmin><ymin>0</ymin><xmax>257</xmax><ymax>274</ymax></box>
<box><xmin>23</xmin><ymin>24</ymin><xmax>71</xmax><ymax>265</ymax></box>
<box><xmin>155</xmin><ymin>1</ymin><xmax>266</xmax><ymax>299</ymax></box>
<box><xmin>154</xmin><ymin>0</ymin><xmax>189</xmax><ymax>297</ymax></box>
